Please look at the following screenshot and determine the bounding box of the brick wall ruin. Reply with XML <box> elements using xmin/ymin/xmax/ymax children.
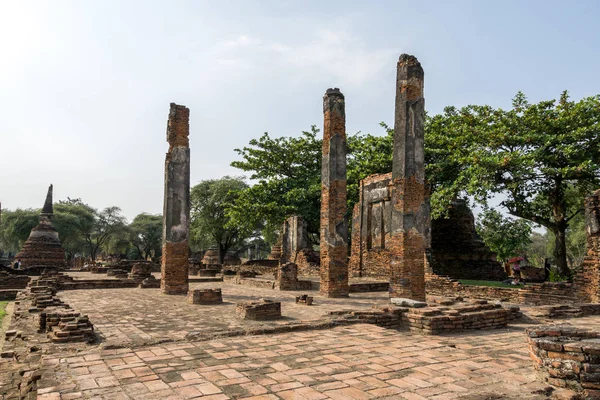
<box><xmin>349</xmin><ymin>175</ymin><xmax>504</xmax><ymax>281</ymax></box>
<box><xmin>160</xmin><ymin>103</ymin><xmax>190</xmax><ymax>295</ymax></box>
<box><xmin>280</xmin><ymin>216</ymin><xmax>309</xmax><ymax>265</ymax></box>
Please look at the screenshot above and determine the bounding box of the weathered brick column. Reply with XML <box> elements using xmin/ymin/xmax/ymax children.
<box><xmin>574</xmin><ymin>189</ymin><xmax>600</xmax><ymax>302</ymax></box>
<box><xmin>161</xmin><ymin>103</ymin><xmax>190</xmax><ymax>295</ymax></box>
<box><xmin>388</xmin><ymin>54</ymin><xmax>430</xmax><ymax>301</ymax></box>
<box><xmin>320</xmin><ymin>88</ymin><xmax>349</xmax><ymax>298</ymax></box>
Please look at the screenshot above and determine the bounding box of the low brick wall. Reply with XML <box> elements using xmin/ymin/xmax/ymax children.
<box><xmin>426</xmin><ymin>274</ymin><xmax>573</xmax><ymax>305</ymax></box>
<box><xmin>527</xmin><ymin>324</ymin><xmax>600</xmax><ymax>396</ymax></box>
<box><xmin>0</xmin><ymin>289</ymin><xmax>19</xmax><ymax>300</ymax></box>
<box><xmin>57</xmin><ymin>280</ymin><xmax>138</xmax><ymax>290</ymax></box>
<box><xmin>0</xmin><ymin>273</ymin><xmax>30</xmax><ymax>290</ymax></box>
<box><xmin>403</xmin><ymin>301</ymin><xmax>521</xmax><ymax>334</ymax></box>
<box><xmin>349</xmin><ymin>282</ymin><xmax>389</xmax><ymax>293</ymax></box>
<box><xmin>224</xmin><ymin>275</ymin><xmax>313</xmax><ymax>291</ymax></box>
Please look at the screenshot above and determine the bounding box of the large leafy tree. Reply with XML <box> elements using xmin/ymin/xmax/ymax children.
<box><xmin>190</xmin><ymin>176</ymin><xmax>252</xmax><ymax>262</ymax></box>
<box><xmin>427</xmin><ymin>91</ymin><xmax>600</xmax><ymax>276</ymax></box>
<box><xmin>84</xmin><ymin>206</ymin><xmax>128</xmax><ymax>261</ymax></box>
<box><xmin>475</xmin><ymin>209</ymin><xmax>532</xmax><ymax>263</ymax></box>
<box><xmin>129</xmin><ymin>213</ymin><xmax>162</xmax><ymax>260</ymax></box>
<box><xmin>229</xmin><ymin>127</ymin><xmax>322</xmax><ymax>244</ymax></box>
<box><xmin>53</xmin><ymin>199</ymin><xmax>96</xmax><ymax>260</ymax></box>
<box><xmin>0</xmin><ymin>209</ymin><xmax>39</xmax><ymax>254</ymax></box>
<box><xmin>229</xmin><ymin>125</ymin><xmax>394</xmax><ymax>244</ymax></box>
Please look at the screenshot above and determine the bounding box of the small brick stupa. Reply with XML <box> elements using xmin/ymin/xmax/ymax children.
<box><xmin>15</xmin><ymin>185</ymin><xmax>66</xmax><ymax>269</ymax></box>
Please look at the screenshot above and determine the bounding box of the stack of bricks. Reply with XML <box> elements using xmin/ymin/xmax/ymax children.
<box><xmin>161</xmin><ymin>103</ymin><xmax>190</xmax><ymax>295</ymax></box>
<box><xmin>44</xmin><ymin>312</ymin><xmax>94</xmax><ymax>343</ymax></box>
<box><xmin>90</xmin><ymin>266</ymin><xmax>108</xmax><ymax>274</ymax></box>
<box><xmin>187</xmin><ymin>288</ymin><xmax>223</xmax><ymax>305</ymax></box>
<box><xmin>106</xmin><ymin>268</ymin><xmax>128</xmax><ymax>278</ymax></box>
<box><xmin>236</xmin><ymin>299</ymin><xmax>281</xmax><ymax>320</ymax></box>
<box><xmin>527</xmin><ymin>324</ymin><xmax>600</xmax><ymax>397</ymax></box>
<box><xmin>403</xmin><ymin>300</ymin><xmax>521</xmax><ymax>334</ymax></box>
<box><xmin>128</xmin><ymin>262</ymin><xmax>153</xmax><ymax>282</ymax></box>
<box><xmin>319</xmin><ymin>88</ymin><xmax>349</xmax><ymax>298</ymax></box>
<box><xmin>573</xmin><ymin>189</ymin><xmax>600</xmax><ymax>302</ymax></box>
<box><xmin>0</xmin><ymin>272</ymin><xmax>30</xmax><ymax>289</ymax></box>
<box><xmin>276</xmin><ymin>263</ymin><xmax>299</xmax><ymax>290</ymax></box>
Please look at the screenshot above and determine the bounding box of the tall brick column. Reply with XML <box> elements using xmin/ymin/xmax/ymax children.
<box><xmin>320</xmin><ymin>88</ymin><xmax>349</xmax><ymax>298</ymax></box>
<box><xmin>388</xmin><ymin>54</ymin><xmax>430</xmax><ymax>301</ymax></box>
<box><xmin>573</xmin><ymin>189</ymin><xmax>600</xmax><ymax>302</ymax></box>
<box><xmin>161</xmin><ymin>103</ymin><xmax>190</xmax><ymax>295</ymax></box>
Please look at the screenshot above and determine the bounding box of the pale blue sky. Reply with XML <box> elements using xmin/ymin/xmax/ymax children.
<box><xmin>1</xmin><ymin>1</ymin><xmax>599</xmax><ymax>220</ymax></box>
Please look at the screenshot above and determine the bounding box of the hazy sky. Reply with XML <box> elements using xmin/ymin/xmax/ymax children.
<box><xmin>1</xmin><ymin>1</ymin><xmax>599</xmax><ymax>221</ymax></box>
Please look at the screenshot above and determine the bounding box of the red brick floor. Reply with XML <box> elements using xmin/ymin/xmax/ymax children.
<box><xmin>35</xmin><ymin>316</ymin><xmax>599</xmax><ymax>399</ymax></box>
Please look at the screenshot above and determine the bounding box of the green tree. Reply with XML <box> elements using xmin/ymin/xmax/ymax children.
<box><xmin>85</xmin><ymin>206</ymin><xmax>128</xmax><ymax>261</ymax></box>
<box><xmin>476</xmin><ymin>209</ymin><xmax>532</xmax><ymax>263</ymax></box>
<box><xmin>426</xmin><ymin>91</ymin><xmax>600</xmax><ymax>276</ymax></box>
<box><xmin>0</xmin><ymin>209</ymin><xmax>38</xmax><ymax>254</ymax></box>
<box><xmin>526</xmin><ymin>231</ymin><xmax>551</xmax><ymax>268</ymax></box>
<box><xmin>53</xmin><ymin>199</ymin><xmax>96</xmax><ymax>260</ymax></box>
<box><xmin>230</xmin><ymin>125</ymin><xmax>395</xmax><ymax>244</ymax></box>
<box><xmin>229</xmin><ymin>127</ymin><xmax>322</xmax><ymax>243</ymax></box>
<box><xmin>190</xmin><ymin>176</ymin><xmax>252</xmax><ymax>262</ymax></box>
<box><xmin>129</xmin><ymin>213</ymin><xmax>162</xmax><ymax>260</ymax></box>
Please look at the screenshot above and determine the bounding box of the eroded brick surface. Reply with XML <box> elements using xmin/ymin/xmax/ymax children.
<box><xmin>161</xmin><ymin>103</ymin><xmax>190</xmax><ymax>295</ymax></box>
<box><xmin>33</xmin><ymin>318</ymin><xmax>600</xmax><ymax>399</ymax></box>
<box><xmin>320</xmin><ymin>88</ymin><xmax>349</xmax><ymax>298</ymax></box>
<box><xmin>389</xmin><ymin>55</ymin><xmax>430</xmax><ymax>301</ymax></box>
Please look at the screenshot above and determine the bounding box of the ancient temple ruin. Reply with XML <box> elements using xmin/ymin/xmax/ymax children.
<box><xmin>279</xmin><ymin>215</ymin><xmax>309</xmax><ymax>265</ymax></box>
<box><xmin>15</xmin><ymin>185</ymin><xmax>66</xmax><ymax>269</ymax></box>
<box><xmin>160</xmin><ymin>103</ymin><xmax>190</xmax><ymax>295</ymax></box>
<box><xmin>388</xmin><ymin>54</ymin><xmax>430</xmax><ymax>301</ymax></box>
<box><xmin>319</xmin><ymin>88</ymin><xmax>349</xmax><ymax>298</ymax></box>
<box><xmin>349</xmin><ymin>176</ymin><xmax>505</xmax><ymax>281</ymax></box>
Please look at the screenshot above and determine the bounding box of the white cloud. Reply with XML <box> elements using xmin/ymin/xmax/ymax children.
<box><xmin>212</xmin><ymin>29</ymin><xmax>400</xmax><ymax>87</ymax></box>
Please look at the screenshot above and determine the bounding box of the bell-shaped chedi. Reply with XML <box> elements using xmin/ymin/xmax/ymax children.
<box><xmin>15</xmin><ymin>185</ymin><xmax>66</xmax><ymax>269</ymax></box>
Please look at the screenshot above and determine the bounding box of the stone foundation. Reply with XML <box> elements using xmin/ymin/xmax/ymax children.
<box><xmin>402</xmin><ymin>299</ymin><xmax>520</xmax><ymax>334</ymax></box>
<box><xmin>527</xmin><ymin>324</ymin><xmax>600</xmax><ymax>396</ymax></box>
<box><xmin>236</xmin><ymin>300</ymin><xmax>281</xmax><ymax>320</ymax></box>
<box><xmin>188</xmin><ymin>288</ymin><xmax>223</xmax><ymax>305</ymax></box>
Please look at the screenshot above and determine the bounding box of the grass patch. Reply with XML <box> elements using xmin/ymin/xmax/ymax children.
<box><xmin>459</xmin><ymin>280</ymin><xmax>520</xmax><ymax>289</ymax></box>
<box><xmin>0</xmin><ymin>301</ymin><xmax>7</xmax><ymax>326</ymax></box>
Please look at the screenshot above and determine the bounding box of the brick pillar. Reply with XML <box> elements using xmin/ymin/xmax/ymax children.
<box><xmin>575</xmin><ymin>190</ymin><xmax>600</xmax><ymax>302</ymax></box>
<box><xmin>320</xmin><ymin>88</ymin><xmax>349</xmax><ymax>298</ymax></box>
<box><xmin>161</xmin><ymin>103</ymin><xmax>190</xmax><ymax>295</ymax></box>
<box><xmin>388</xmin><ymin>54</ymin><xmax>430</xmax><ymax>301</ymax></box>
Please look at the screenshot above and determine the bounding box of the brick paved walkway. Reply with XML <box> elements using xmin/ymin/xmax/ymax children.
<box><xmin>36</xmin><ymin>316</ymin><xmax>599</xmax><ymax>400</ymax></box>
<box><xmin>57</xmin><ymin>280</ymin><xmax>392</xmax><ymax>347</ymax></box>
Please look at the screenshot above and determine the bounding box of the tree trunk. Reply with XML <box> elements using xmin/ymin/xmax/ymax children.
<box><xmin>218</xmin><ymin>243</ymin><xmax>226</xmax><ymax>264</ymax></box>
<box><xmin>551</xmin><ymin>177</ymin><xmax>569</xmax><ymax>278</ymax></box>
<box><xmin>553</xmin><ymin>228</ymin><xmax>569</xmax><ymax>277</ymax></box>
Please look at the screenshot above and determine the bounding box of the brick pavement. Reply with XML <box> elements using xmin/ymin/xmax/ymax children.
<box><xmin>57</xmin><ymin>279</ymin><xmax>393</xmax><ymax>347</ymax></box>
<box><xmin>36</xmin><ymin>319</ymin><xmax>575</xmax><ymax>400</ymax></box>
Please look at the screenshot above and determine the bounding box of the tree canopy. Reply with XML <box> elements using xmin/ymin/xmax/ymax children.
<box><xmin>190</xmin><ymin>176</ymin><xmax>252</xmax><ymax>262</ymax></box>
<box><xmin>427</xmin><ymin>91</ymin><xmax>600</xmax><ymax>276</ymax></box>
